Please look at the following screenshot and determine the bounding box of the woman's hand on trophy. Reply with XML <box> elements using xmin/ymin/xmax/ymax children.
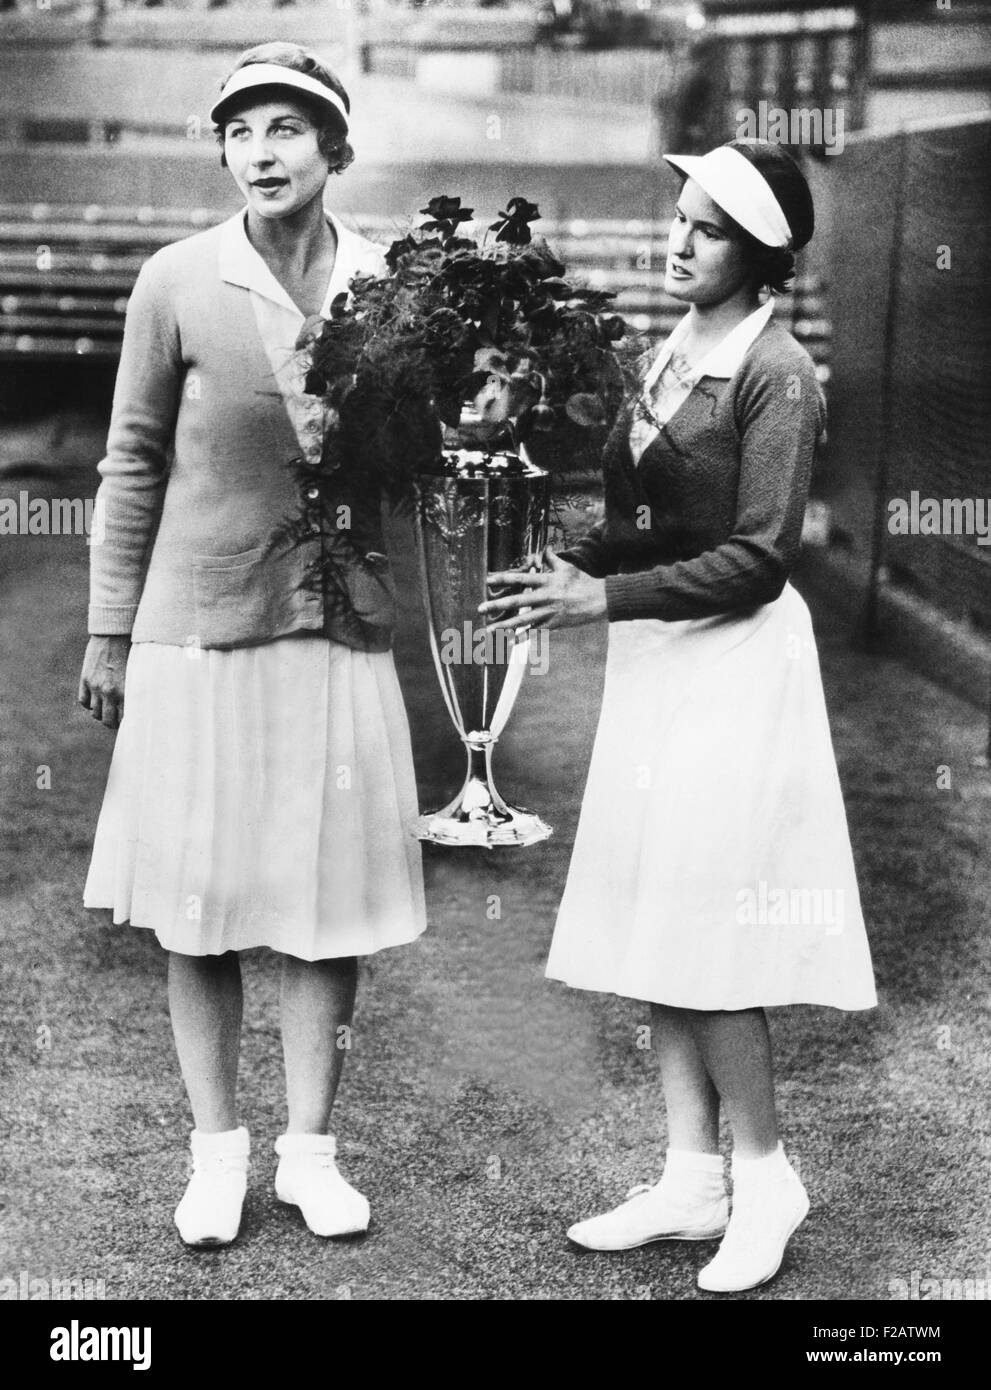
<box><xmin>480</xmin><ymin>548</ymin><xmax>607</xmax><ymax>631</ymax></box>
<box><xmin>78</xmin><ymin>634</ymin><xmax>132</xmax><ymax>730</ymax></box>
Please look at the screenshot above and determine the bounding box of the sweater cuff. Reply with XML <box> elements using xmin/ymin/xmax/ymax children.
<box><xmin>557</xmin><ymin>545</ymin><xmax>592</xmax><ymax>575</ymax></box>
<box><xmin>88</xmin><ymin>604</ymin><xmax>138</xmax><ymax>636</ymax></box>
<box><xmin>604</xmin><ymin>572</ymin><xmax>666</xmax><ymax>623</ymax></box>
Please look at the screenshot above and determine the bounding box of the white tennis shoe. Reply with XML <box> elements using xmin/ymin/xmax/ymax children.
<box><xmin>274</xmin><ymin>1132</ymin><xmax>370</xmax><ymax>1238</ymax></box>
<box><xmin>697</xmin><ymin>1167</ymin><xmax>809</xmax><ymax>1292</ymax></box>
<box><xmin>174</xmin><ymin>1126</ymin><xmax>250</xmax><ymax>1248</ymax></box>
<box><xmin>567</xmin><ymin>1180</ymin><xmax>729</xmax><ymax>1251</ymax></box>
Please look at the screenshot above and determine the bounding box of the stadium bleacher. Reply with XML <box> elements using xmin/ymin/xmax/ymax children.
<box><xmin>0</xmin><ymin>203</ymin><xmax>830</xmax><ymax>375</ymax></box>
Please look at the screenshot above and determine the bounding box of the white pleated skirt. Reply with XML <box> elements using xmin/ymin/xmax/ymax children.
<box><xmin>545</xmin><ymin>584</ymin><xmax>877</xmax><ymax>1011</ymax></box>
<box><xmin>83</xmin><ymin>635</ymin><xmax>427</xmax><ymax>961</ymax></box>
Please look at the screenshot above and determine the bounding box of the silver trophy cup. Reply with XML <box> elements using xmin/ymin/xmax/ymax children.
<box><xmin>413</xmin><ymin>445</ymin><xmax>552</xmax><ymax>848</ymax></box>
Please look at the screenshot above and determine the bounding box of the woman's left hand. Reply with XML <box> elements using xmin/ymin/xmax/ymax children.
<box><xmin>479</xmin><ymin>548</ymin><xmax>607</xmax><ymax>631</ymax></box>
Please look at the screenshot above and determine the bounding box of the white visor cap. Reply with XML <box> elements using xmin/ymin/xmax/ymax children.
<box><xmin>211</xmin><ymin>63</ymin><xmax>349</xmax><ymax>132</ymax></box>
<box><xmin>663</xmin><ymin>146</ymin><xmax>792</xmax><ymax>249</ymax></box>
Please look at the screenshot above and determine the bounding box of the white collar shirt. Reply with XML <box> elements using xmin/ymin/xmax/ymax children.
<box><xmin>629</xmin><ymin>299</ymin><xmax>774</xmax><ymax>465</ymax></box>
<box><xmin>218</xmin><ymin>207</ymin><xmax>387</xmax><ymax>464</ymax></box>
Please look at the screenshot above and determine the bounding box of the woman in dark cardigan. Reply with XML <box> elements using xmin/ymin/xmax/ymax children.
<box><xmin>483</xmin><ymin>140</ymin><xmax>876</xmax><ymax>1294</ymax></box>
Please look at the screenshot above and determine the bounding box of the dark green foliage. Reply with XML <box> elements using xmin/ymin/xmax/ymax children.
<box><xmin>276</xmin><ymin>196</ymin><xmax>637</xmax><ymax>607</ymax></box>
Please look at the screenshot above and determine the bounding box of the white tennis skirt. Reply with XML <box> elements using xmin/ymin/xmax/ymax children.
<box><xmin>545</xmin><ymin>584</ymin><xmax>877</xmax><ymax>1011</ymax></box>
<box><xmin>83</xmin><ymin>635</ymin><xmax>427</xmax><ymax>961</ymax></box>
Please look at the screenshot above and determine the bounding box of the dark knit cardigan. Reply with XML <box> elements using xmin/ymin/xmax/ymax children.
<box><xmin>560</xmin><ymin>320</ymin><xmax>826</xmax><ymax>622</ymax></box>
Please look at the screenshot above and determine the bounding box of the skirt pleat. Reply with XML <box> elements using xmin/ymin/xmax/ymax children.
<box><xmin>545</xmin><ymin>584</ymin><xmax>877</xmax><ymax>1011</ymax></box>
<box><xmin>84</xmin><ymin>635</ymin><xmax>427</xmax><ymax>960</ymax></box>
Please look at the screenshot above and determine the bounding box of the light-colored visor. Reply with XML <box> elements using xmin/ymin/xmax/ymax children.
<box><xmin>211</xmin><ymin>63</ymin><xmax>349</xmax><ymax>131</ymax></box>
<box><xmin>663</xmin><ymin>146</ymin><xmax>791</xmax><ymax>248</ymax></box>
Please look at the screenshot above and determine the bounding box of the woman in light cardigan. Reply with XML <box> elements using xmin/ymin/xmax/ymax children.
<box><xmin>482</xmin><ymin>141</ymin><xmax>877</xmax><ymax>1293</ymax></box>
<box><xmin>79</xmin><ymin>43</ymin><xmax>426</xmax><ymax>1247</ymax></box>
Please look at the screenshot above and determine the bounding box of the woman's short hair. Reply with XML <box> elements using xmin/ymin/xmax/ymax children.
<box><xmin>214</xmin><ymin>42</ymin><xmax>355</xmax><ymax>176</ymax></box>
<box><xmin>723</xmin><ymin>140</ymin><xmax>815</xmax><ymax>296</ymax></box>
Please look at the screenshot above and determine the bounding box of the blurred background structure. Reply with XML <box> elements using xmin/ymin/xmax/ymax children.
<box><xmin>1</xmin><ymin>0</ymin><xmax>989</xmax><ymax>715</ymax></box>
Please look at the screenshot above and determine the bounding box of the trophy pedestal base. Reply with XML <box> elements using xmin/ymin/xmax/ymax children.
<box><xmin>415</xmin><ymin>808</ymin><xmax>552</xmax><ymax>849</ymax></box>
<box><xmin>415</xmin><ymin>772</ymin><xmax>552</xmax><ymax>849</ymax></box>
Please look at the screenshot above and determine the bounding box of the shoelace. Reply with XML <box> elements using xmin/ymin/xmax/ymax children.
<box><xmin>189</xmin><ymin>1154</ymin><xmax>248</xmax><ymax>1180</ymax></box>
<box><xmin>280</xmin><ymin>1151</ymin><xmax>350</xmax><ymax>1186</ymax></box>
<box><xmin>623</xmin><ymin>1180</ymin><xmax>726</xmax><ymax>1208</ymax></box>
<box><xmin>304</xmin><ymin>1152</ymin><xmax>339</xmax><ymax>1171</ymax></box>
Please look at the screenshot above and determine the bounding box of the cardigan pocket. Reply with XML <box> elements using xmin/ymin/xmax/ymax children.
<box><xmin>347</xmin><ymin>551</ymin><xmax>396</xmax><ymax>631</ymax></box>
<box><xmin>192</xmin><ymin>545</ymin><xmax>290</xmax><ymax>647</ymax></box>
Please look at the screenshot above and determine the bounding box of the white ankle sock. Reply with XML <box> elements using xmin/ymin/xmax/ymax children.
<box><xmin>731</xmin><ymin>1142</ymin><xmax>793</xmax><ymax>1185</ymax></box>
<box><xmin>190</xmin><ymin>1126</ymin><xmax>249</xmax><ymax>1159</ymax></box>
<box><xmin>275</xmin><ymin>1131</ymin><xmax>336</xmax><ymax>1159</ymax></box>
<box><xmin>661</xmin><ymin>1147</ymin><xmax>725</xmax><ymax>1199</ymax></box>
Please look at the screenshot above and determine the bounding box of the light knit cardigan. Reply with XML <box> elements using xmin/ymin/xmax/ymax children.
<box><xmin>561</xmin><ymin>321</ymin><xmax>826</xmax><ymax>621</ymax></box>
<box><xmin>88</xmin><ymin>216</ymin><xmax>394</xmax><ymax>651</ymax></box>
